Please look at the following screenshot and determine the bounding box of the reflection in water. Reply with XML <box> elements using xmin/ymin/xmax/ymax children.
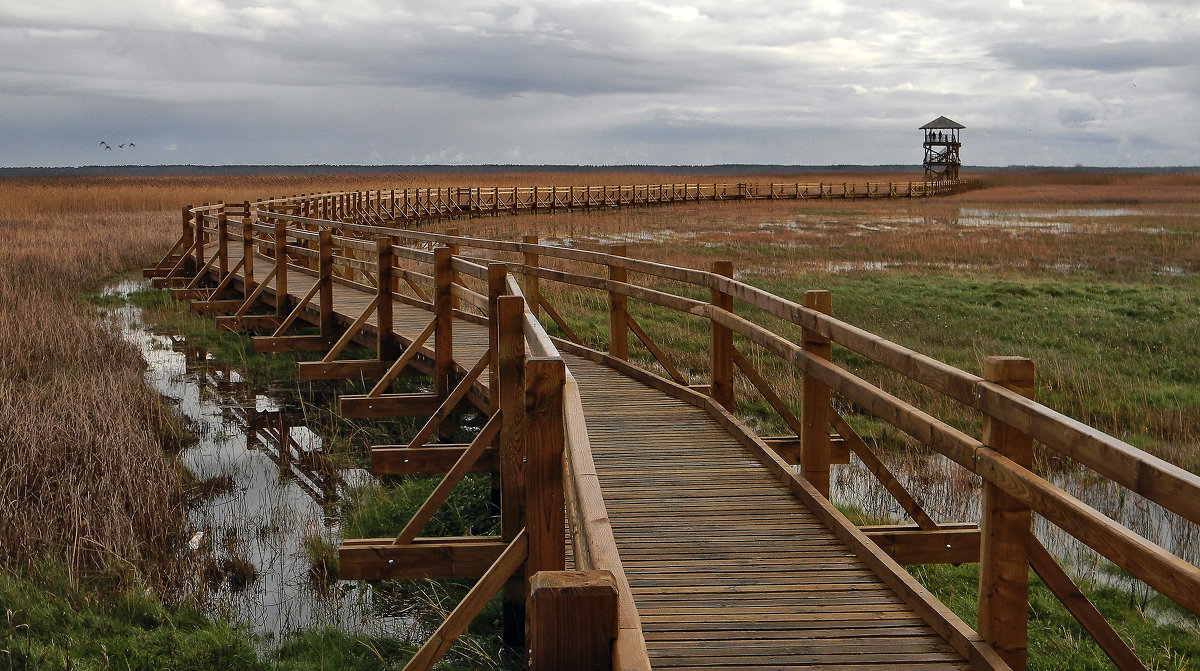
<box><xmin>102</xmin><ymin>279</ymin><xmax>408</xmax><ymax>642</ymax></box>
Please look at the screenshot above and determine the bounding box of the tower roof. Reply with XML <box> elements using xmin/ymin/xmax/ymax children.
<box><xmin>921</xmin><ymin>116</ymin><xmax>964</xmax><ymax>130</ymax></box>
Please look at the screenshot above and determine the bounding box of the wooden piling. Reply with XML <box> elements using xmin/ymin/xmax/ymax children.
<box><xmin>801</xmin><ymin>290</ymin><xmax>833</xmax><ymax>497</ymax></box>
<box><xmin>710</xmin><ymin>260</ymin><xmax>735</xmax><ymax>412</ymax></box>
<box><xmin>978</xmin><ymin>356</ymin><xmax>1036</xmax><ymax>671</ymax></box>
<box><xmin>607</xmin><ymin>244</ymin><xmax>629</xmax><ymax>360</ymax></box>
<box><xmin>528</xmin><ymin>571</ymin><xmax>618</xmax><ymax>671</ymax></box>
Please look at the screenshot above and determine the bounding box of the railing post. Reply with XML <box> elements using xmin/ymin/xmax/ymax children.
<box><xmin>241</xmin><ymin>212</ymin><xmax>254</xmax><ymax>296</ymax></box>
<box><xmin>433</xmin><ymin>246</ymin><xmax>454</xmax><ymax>399</ymax></box>
<box><xmin>528</xmin><ymin>571</ymin><xmax>618</xmax><ymax>671</ymax></box>
<box><xmin>523</xmin><ymin>234</ymin><xmax>541</xmax><ymax>320</ymax></box>
<box><xmin>274</xmin><ymin>217</ymin><xmax>288</xmax><ymax>318</ymax></box>
<box><xmin>978</xmin><ymin>356</ymin><xmax>1036</xmax><ymax>671</ymax></box>
<box><xmin>525</xmin><ymin>357</ymin><xmax>565</xmax><ymax>576</ymax></box>
<box><xmin>607</xmin><ymin>244</ymin><xmax>629</xmax><ymax>360</ymax></box>
<box><xmin>800</xmin><ymin>290</ymin><xmax>833</xmax><ymax>497</ymax></box>
<box><xmin>496</xmin><ymin>294</ymin><xmax>527</xmax><ymax>646</ymax></box>
<box><xmin>318</xmin><ymin>230</ymin><xmax>334</xmax><ymax>338</ymax></box>
<box><xmin>487</xmin><ymin>262</ymin><xmax>508</xmax><ymax>406</ymax></box>
<box><xmin>522</xmin><ymin>355</ymin><xmax>566</xmax><ymax>652</ymax></box>
<box><xmin>711</xmin><ymin>260</ymin><xmax>735</xmax><ymax>412</ymax></box>
<box><xmin>376</xmin><ymin>236</ymin><xmax>394</xmax><ymax>358</ymax></box>
<box><xmin>217</xmin><ymin>211</ymin><xmax>228</xmax><ymax>278</ymax></box>
<box><xmin>195</xmin><ymin>204</ymin><xmax>206</xmax><ymax>272</ymax></box>
<box><xmin>445</xmin><ymin>228</ymin><xmax>461</xmax><ymax>312</ymax></box>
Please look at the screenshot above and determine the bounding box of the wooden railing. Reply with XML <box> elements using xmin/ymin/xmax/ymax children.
<box><xmin>144</xmin><ymin>186</ymin><xmax>1199</xmax><ymax>671</ymax></box>
<box><xmin>207</xmin><ymin>179</ymin><xmax>978</xmax><ymax>229</ymax></box>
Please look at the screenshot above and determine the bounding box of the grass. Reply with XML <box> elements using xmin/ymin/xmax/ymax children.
<box><xmin>910</xmin><ymin>562</ymin><xmax>1200</xmax><ymax>671</ymax></box>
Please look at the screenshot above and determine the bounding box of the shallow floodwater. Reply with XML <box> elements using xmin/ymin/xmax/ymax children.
<box><xmin>103</xmin><ymin>279</ymin><xmax>408</xmax><ymax>642</ymax></box>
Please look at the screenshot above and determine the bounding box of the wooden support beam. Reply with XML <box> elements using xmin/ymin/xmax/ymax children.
<box><xmin>801</xmin><ymin>290</ymin><xmax>833</xmax><ymax>498</ymax></box>
<box><xmin>319</xmin><ymin>230</ymin><xmax>334</xmax><ymax>337</ymax></box>
<box><xmin>376</xmin><ymin>236</ymin><xmax>394</xmax><ymax>357</ymax></box>
<box><xmin>371</xmin><ymin>445</ymin><xmax>501</xmax><ymax>475</ymax></box>
<box><xmin>190</xmin><ymin>298</ymin><xmax>245</xmax><ymax>315</ymax></box>
<box><xmin>624</xmin><ymin>313</ymin><xmax>687</xmax><ymax>385</ymax></box>
<box><xmin>538</xmin><ymin>295</ymin><xmax>581</xmax><ymax>344</ymax></box>
<box><xmin>434</xmin><ymin>246</ymin><xmax>454</xmax><ymax>398</ymax></box>
<box><xmin>296</xmin><ymin>359</ymin><xmax>394</xmax><ymax>382</ymax></box>
<box><xmin>404</xmin><ymin>531</ymin><xmax>528</xmax><ymax>671</ymax></box>
<box><xmin>523</xmin><ymin>234</ymin><xmax>541</xmax><ymax>320</ymax></box>
<box><xmin>607</xmin><ymin>244</ymin><xmax>629</xmax><ymax>360</ymax></box>
<box><xmin>832</xmin><ymin>412</ymin><xmax>939</xmax><ymax>531</ymax></box>
<box><xmin>978</xmin><ymin>356</ymin><xmax>1036</xmax><ymax>671</ymax></box>
<box><xmin>319</xmin><ymin>293</ymin><xmax>382</xmax><ymax>363</ymax></box>
<box><xmin>273</xmin><ymin>219</ymin><xmax>288</xmax><ymax>318</ymax></box>
<box><xmin>251</xmin><ymin>334</ymin><xmax>334</xmax><ymax>353</ymax></box>
<box><xmin>861</xmin><ymin>524</ymin><xmax>980</xmax><ymax>564</ymax></box>
<box><xmin>338</xmin><ymin>538</ymin><xmax>509</xmax><ymax>581</ymax></box>
<box><xmin>394</xmin><ymin>415</ymin><xmax>503</xmax><ymax>544</ymax></box>
<box><xmin>1027</xmin><ymin>537</ymin><xmax>1147</xmax><ymax>671</ymax></box>
<box><xmin>497</xmin><ymin>295</ymin><xmax>527</xmax><ymax>646</ymax></box>
<box><xmin>731</xmin><ymin>348</ymin><xmax>805</xmax><ymax>437</ymax></box>
<box><xmin>405</xmin><ymin>352</ymin><xmax>491</xmax><ymax>449</ymax></box>
<box><xmin>528</xmin><ymin>571</ymin><xmax>618</xmax><ymax>671</ymax></box>
<box><xmin>762</xmin><ymin>436</ymin><xmax>849</xmax><ymax>465</ymax></box>
<box><xmin>216</xmin><ymin>314</ymin><xmax>281</xmax><ymax>331</ymax></box>
<box><xmin>242</xmin><ymin>215</ymin><xmax>254</xmax><ymax>292</ymax></box>
<box><xmin>339</xmin><ymin>392</ymin><xmax>443</xmax><ymax>418</ymax></box>
<box><xmin>710</xmin><ymin>260</ymin><xmax>735</xmax><ymax>412</ymax></box>
<box><xmin>367</xmin><ymin>317</ymin><xmax>437</xmax><ymax>396</ymax></box>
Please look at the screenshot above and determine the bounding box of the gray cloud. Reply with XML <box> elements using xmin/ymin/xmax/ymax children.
<box><xmin>991</xmin><ymin>39</ymin><xmax>1200</xmax><ymax>73</ymax></box>
<box><xmin>1</xmin><ymin>0</ymin><xmax>1199</xmax><ymax>168</ymax></box>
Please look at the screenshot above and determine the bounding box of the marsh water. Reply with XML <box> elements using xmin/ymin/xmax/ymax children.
<box><xmin>103</xmin><ymin>279</ymin><xmax>407</xmax><ymax>642</ymax></box>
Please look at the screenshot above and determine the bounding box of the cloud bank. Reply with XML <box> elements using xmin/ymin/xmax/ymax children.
<box><xmin>2</xmin><ymin>0</ymin><xmax>1197</xmax><ymax>167</ymax></box>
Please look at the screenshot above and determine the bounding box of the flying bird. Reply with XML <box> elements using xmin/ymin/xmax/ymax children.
<box><xmin>128</xmin><ymin>142</ymin><xmax>135</xmax><ymax>148</ymax></box>
<box><xmin>100</xmin><ymin>141</ymin><xmax>109</xmax><ymax>149</ymax></box>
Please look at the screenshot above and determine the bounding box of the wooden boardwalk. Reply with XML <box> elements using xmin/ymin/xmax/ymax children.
<box><xmin>186</xmin><ymin>244</ymin><xmax>977</xmax><ymax>668</ymax></box>
<box><xmin>146</xmin><ymin>191</ymin><xmax>1200</xmax><ymax>671</ymax></box>
<box><xmin>568</xmin><ymin>358</ymin><xmax>969</xmax><ymax>670</ymax></box>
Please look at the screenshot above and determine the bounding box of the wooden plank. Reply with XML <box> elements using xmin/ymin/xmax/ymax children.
<box><xmin>251</xmin><ymin>334</ymin><xmax>334</xmax><ymax>353</ymax></box>
<box><xmin>339</xmin><ymin>392</ymin><xmax>443</xmax><ymax>418</ymax></box>
<box><xmin>372</xmin><ymin>445</ymin><xmax>500</xmax><ymax>475</ymax></box>
<box><xmin>296</xmin><ymin>358</ymin><xmax>393</xmax><ymax>381</ymax></box>
<box><xmin>216</xmin><ymin>314</ymin><xmax>281</xmax><ymax>331</ymax></box>
<box><xmin>190</xmin><ymin>298</ymin><xmax>245</xmax><ymax>314</ymax></box>
<box><xmin>863</xmin><ymin>526</ymin><xmax>981</xmax><ymax>565</ymax></box>
<box><xmin>337</xmin><ymin>539</ymin><xmax>508</xmax><ymax>580</ymax></box>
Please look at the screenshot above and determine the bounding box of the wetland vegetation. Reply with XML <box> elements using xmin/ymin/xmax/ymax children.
<box><xmin>1</xmin><ymin>170</ymin><xmax>1198</xmax><ymax>669</ymax></box>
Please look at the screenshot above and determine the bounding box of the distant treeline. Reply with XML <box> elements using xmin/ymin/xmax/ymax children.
<box><xmin>1</xmin><ymin>164</ymin><xmax>1196</xmax><ymax>178</ymax></box>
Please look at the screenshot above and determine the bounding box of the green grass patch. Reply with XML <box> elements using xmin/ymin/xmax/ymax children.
<box><xmin>909</xmin><ymin>562</ymin><xmax>1200</xmax><ymax>670</ymax></box>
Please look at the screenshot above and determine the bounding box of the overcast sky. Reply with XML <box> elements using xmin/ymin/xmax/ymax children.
<box><xmin>2</xmin><ymin>0</ymin><xmax>1197</xmax><ymax>168</ymax></box>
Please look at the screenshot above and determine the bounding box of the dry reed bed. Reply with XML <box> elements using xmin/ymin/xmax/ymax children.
<box><xmin>0</xmin><ymin>208</ymin><xmax>183</xmax><ymax>571</ymax></box>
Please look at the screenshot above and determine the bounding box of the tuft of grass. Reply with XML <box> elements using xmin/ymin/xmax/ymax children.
<box><xmin>909</xmin><ymin>562</ymin><xmax>1200</xmax><ymax>670</ymax></box>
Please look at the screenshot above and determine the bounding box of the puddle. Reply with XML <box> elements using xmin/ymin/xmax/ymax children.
<box><xmin>101</xmin><ymin>279</ymin><xmax>407</xmax><ymax>641</ymax></box>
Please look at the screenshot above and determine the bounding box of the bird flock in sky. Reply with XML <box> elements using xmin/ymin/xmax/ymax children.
<box><xmin>99</xmin><ymin>141</ymin><xmax>134</xmax><ymax>151</ymax></box>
